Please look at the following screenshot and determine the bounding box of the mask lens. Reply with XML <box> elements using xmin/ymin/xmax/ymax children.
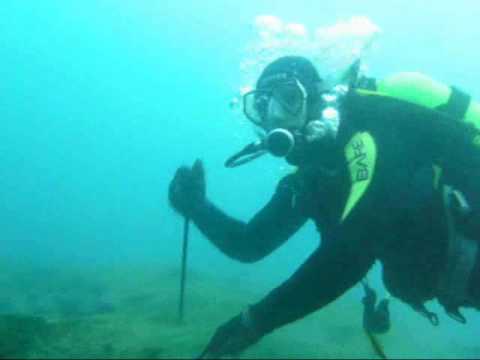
<box><xmin>243</xmin><ymin>79</ymin><xmax>306</xmax><ymax>127</ymax></box>
<box><xmin>243</xmin><ymin>91</ymin><xmax>271</xmax><ymax>125</ymax></box>
<box><xmin>273</xmin><ymin>82</ymin><xmax>305</xmax><ymax>115</ymax></box>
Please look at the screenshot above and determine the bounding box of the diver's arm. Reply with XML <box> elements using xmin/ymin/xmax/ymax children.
<box><xmin>190</xmin><ymin>175</ymin><xmax>309</xmax><ymax>263</ymax></box>
<box><xmin>248</xmin><ymin>215</ymin><xmax>375</xmax><ymax>334</ymax></box>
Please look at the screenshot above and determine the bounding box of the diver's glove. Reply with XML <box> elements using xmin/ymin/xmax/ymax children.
<box><xmin>361</xmin><ymin>281</ymin><xmax>377</xmax><ymax>307</ymax></box>
<box><xmin>197</xmin><ymin>307</ymin><xmax>263</xmax><ymax>359</ymax></box>
<box><xmin>362</xmin><ymin>282</ymin><xmax>391</xmax><ymax>334</ymax></box>
<box><xmin>169</xmin><ymin>159</ymin><xmax>206</xmax><ymax>217</ymax></box>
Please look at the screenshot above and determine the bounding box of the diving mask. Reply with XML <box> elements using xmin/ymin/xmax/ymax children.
<box><xmin>243</xmin><ymin>77</ymin><xmax>308</xmax><ymax>129</ymax></box>
<box><xmin>226</xmin><ymin>85</ymin><xmax>344</xmax><ymax>168</ymax></box>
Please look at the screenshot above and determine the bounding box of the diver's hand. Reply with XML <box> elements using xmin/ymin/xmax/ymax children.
<box><xmin>197</xmin><ymin>309</ymin><xmax>263</xmax><ymax>359</ymax></box>
<box><xmin>374</xmin><ymin>299</ymin><xmax>391</xmax><ymax>333</ymax></box>
<box><xmin>169</xmin><ymin>159</ymin><xmax>206</xmax><ymax>217</ymax></box>
<box><xmin>361</xmin><ymin>281</ymin><xmax>377</xmax><ymax>306</ymax></box>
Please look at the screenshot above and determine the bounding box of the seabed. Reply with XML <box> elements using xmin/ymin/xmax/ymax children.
<box><xmin>0</xmin><ymin>260</ymin><xmax>478</xmax><ymax>359</ymax></box>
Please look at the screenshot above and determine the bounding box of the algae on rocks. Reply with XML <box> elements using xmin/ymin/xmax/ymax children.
<box><xmin>0</xmin><ymin>314</ymin><xmax>52</xmax><ymax>359</ymax></box>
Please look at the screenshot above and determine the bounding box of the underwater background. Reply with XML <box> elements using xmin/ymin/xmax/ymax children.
<box><xmin>1</xmin><ymin>0</ymin><xmax>480</xmax><ymax>358</ymax></box>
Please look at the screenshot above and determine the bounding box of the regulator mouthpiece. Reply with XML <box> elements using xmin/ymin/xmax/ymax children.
<box><xmin>266</xmin><ymin>128</ymin><xmax>295</xmax><ymax>157</ymax></box>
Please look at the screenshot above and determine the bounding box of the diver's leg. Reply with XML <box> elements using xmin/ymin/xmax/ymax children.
<box><xmin>467</xmin><ymin>248</ymin><xmax>480</xmax><ymax>308</ymax></box>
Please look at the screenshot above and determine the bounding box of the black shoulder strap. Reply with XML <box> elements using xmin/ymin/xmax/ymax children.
<box><xmin>435</xmin><ymin>86</ymin><xmax>471</xmax><ymax>121</ymax></box>
<box><xmin>356</xmin><ymin>76</ymin><xmax>377</xmax><ymax>91</ymax></box>
<box><xmin>355</xmin><ymin>76</ymin><xmax>377</xmax><ymax>91</ymax></box>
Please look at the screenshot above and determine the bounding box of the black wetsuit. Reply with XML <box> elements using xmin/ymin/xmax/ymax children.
<box><xmin>189</xmin><ymin>89</ymin><xmax>480</xmax><ymax>335</ymax></box>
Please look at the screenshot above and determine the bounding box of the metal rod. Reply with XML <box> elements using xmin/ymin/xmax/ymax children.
<box><xmin>178</xmin><ymin>217</ymin><xmax>190</xmax><ymax>322</ymax></box>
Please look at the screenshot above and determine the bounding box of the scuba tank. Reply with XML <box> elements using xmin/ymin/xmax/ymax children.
<box><xmin>358</xmin><ymin>72</ymin><xmax>480</xmax><ymax>129</ymax></box>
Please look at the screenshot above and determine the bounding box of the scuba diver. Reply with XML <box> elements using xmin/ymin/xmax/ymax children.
<box><xmin>168</xmin><ymin>56</ymin><xmax>480</xmax><ymax>358</ymax></box>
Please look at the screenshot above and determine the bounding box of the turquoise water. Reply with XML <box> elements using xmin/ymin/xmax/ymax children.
<box><xmin>1</xmin><ymin>0</ymin><xmax>480</xmax><ymax>358</ymax></box>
